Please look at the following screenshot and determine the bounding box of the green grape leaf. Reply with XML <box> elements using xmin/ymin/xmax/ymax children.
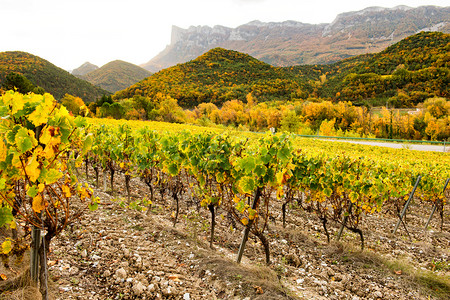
<box><xmin>42</xmin><ymin>168</ymin><xmax>63</xmax><ymax>185</ymax></box>
<box><xmin>89</xmin><ymin>201</ymin><xmax>98</xmax><ymax>211</ymax></box>
<box><xmin>239</xmin><ymin>176</ymin><xmax>255</xmax><ymax>194</ymax></box>
<box><xmin>254</xmin><ymin>164</ymin><xmax>267</xmax><ymax>177</ymax></box>
<box><xmin>0</xmin><ymin>207</ymin><xmax>14</xmax><ymax>228</ymax></box>
<box><xmin>168</xmin><ymin>163</ymin><xmax>179</xmax><ymax>176</ymax></box>
<box><xmin>27</xmin><ymin>185</ymin><xmax>39</xmax><ymax>198</ymax></box>
<box><xmin>277</xmin><ymin>146</ymin><xmax>291</xmax><ymax>163</ymax></box>
<box><xmin>239</xmin><ymin>156</ymin><xmax>256</xmax><ymax>173</ymax></box>
<box><xmin>323</xmin><ymin>187</ymin><xmax>332</xmax><ymax>197</ymax></box>
<box><xmin>236</xmin><ymin>200</ymin><xmax>245</xmax><ymax>213</ymax></box>
<box><xmin>74</xmin><ymin>116</ymin><xmax>87</xmax><ymax>127</ymax></box>
<box><xmin>81</xmin><ymin>134</ymin><xmax>93</xmax><ymax>155</ymax></box>
<box><xmin>15</xmin><ymin>127</ymin><xmax>37</xmax><ymax>153</ymax></box>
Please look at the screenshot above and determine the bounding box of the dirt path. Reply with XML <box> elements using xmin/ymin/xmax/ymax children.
<box><xmin>323</xmin><ymin>139</ymin><xmax>448</xmax><ymax>152</ymax></box>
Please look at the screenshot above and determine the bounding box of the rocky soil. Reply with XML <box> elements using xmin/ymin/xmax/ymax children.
<box><xmin>1</xmin><ymin>168</ymin><xmax>449</xmax><ymax>300</ymax></box>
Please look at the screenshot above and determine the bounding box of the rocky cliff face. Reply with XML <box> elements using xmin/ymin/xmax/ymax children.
<box><xmin>141</xmin><ymin>5</ymin><xmax>449</xmax><ymax>72</ymax></box>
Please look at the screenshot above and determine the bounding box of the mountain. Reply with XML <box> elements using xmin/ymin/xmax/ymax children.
<box><xmin>72</xmin><ymin>62</ymin><xmax>99</xmax><ymax>76</ymax></box>
<box><xmin>115</xmin><ymin>48</ymin><xmax>309</xmax><ymax>107</ymax></box>
<box><xmin>116</xmin><ymin>32</ymin><xmax>449</xmax><ymax>108</ymax></box>
<box><xmin>141</xmin><ymin>5</ymin><xmax>450</xmax><ymax>72</ymax></box>
<box><xmin>0</xmin><ymin>51</ymin><xmax>109</xmax><ymax>101</ymax></box>
<box><xmin>82</xmin><ymin>60</ymin><xmax>151</xmax><ymax>93</ymax></box>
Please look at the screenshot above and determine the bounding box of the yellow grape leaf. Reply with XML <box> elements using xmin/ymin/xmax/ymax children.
<box><xmin>276</xmin><ymin>171</ymin><xmax>285</xmax><ymax>185</ymax></box>
<box><xmin>248</xmin><ymin>208</ymin><xmax>257</xmax><ymax>220</ymax></box>
<box><xmin>38</xmin><ymin>183</ymin><xmax>45</xmax><ymax>193</ymax></box>
<box><xmin>62</xmin><ymin>185</ymin><xmax>71</xmax><ymax>198</ymax></box>
<box><xmin>0</xmin><ymin>138</ymin><xmax>6</xmax><ymax>162</ymax></box>
<box><xmin>25</xmin><ymin>155</ymin><xmax>40</xmax><ymax>183</ymax></box>
<box><xmin>42</xmin><ymin>93</ymin><xmax>55</xmax><ymax>108</ymax></box>
<box><xmin>119</xmin><ymin>162</ymin><xmax>125</xmax><ymax>168</ymax></box>
<box><xmin>1</xmin><ymin>240</ymin><xmax>11</xmax><ymax>254</ymax></box>
<box><xmin>11</xmin><ymin>92</ymin><xmax>24</xmax><ymax>114</ymax></box>
<box><xmin>276</xmin><ymin>188</ymin><xmax>284</xmax><ymax>200</ymax></box>
<box><xmin>349</xmin><ymin>191</ymin><xmax>359</xmax><ymax>203</ymax></box>
<box><xmin>28</xmin><ymin>103</ymin><xmax>49</xmax><ymax>127</ymax></box>
<box><xmin>58</xmin><ymin>105</ymin><xmax>70</xmax><ymax>117</ymax></box>
<box><xmin>0</xmin><ymin>274</ymin><xmax>7</xmax><ymax>281</ymax></box>
<box><xmin>42</xmin><ymin>144</ymin><xmax>55</xmax><ymax>160</ymax></box>
<box><xmin>233</xmin><ymin>195</ymin><xmax>240</xmax><ymax>203</ymax></box>
<box><xmin>32</xmin><ymin>194</ymin><xmax>45</xmax><ymax>213</ymax></box>
<box><xmin>39</xmin><ymin>126</ymin><xmax>52</xmax><ymax>145</ymax></box>
<box><xmin>241</xmin><ymin>218</ymin><xmax>248</xmax><ymax>226</ymax></box>
<box><xmin>1</xmin><ymin>91</ymin><xmax>13</xmax><ymax>106</ymax></box>
<box><xmin>9</xmin><ymin>220</ymin><xmax>16</xmax><ymax>230</ymax></box>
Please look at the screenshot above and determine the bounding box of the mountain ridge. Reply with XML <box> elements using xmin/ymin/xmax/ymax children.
<box><xmin>141</xmin><ymin>5</ymin><xmax>450</xmax><ymax>72</ymax></box>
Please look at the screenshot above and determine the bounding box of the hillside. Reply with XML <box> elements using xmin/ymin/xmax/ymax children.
<box><xmin>82</xmin><ymin>60</ymin><xmax>152</xmax><ymax>93</ymax></box>
<box><xmin>115</xmin><ymin>32</ymin><xmax>449</xmax><ymax>108</ymax></box>
<box><xmin>0</xmin><ymin>51</ymin><xmax>109</xmax><ymax>101</ymax></box>
<box><xmin>318</xmin><ymin>31</ymin><xmax>450</xmax><ymax>105</ymax></box>
<box><xmin>142</xmin><ymin>5</ymin><xmax>450</xmax><ymax>72</ymax></box>
<box><xmin>72</xmin><ymin>62</ymin><xmax>99</xmax><ymax>76</ymax></box>
<box><xmin>115</xmin><ymin>48</ymin><xmax>310</xmax><ymax>107</ymax></box>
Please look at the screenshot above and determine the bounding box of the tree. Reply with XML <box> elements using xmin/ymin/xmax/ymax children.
<box><xmin>423</xmin><ymin>97</ymin><xmax>449</xmax><ymax>119</ymax></box>
<box><xmin>280</xmin><ymin>111</ymin><xmax>301</xmax><ymax>133</ymax></box>
<box><xmin>60</xmin><ymin>94</ymin><xmax>88</xmax><ymax>116</ymax></box>
<box><xmin>2</xmin><ymin>73</ymin><xmax>44</xmax><ymax>95</ymax></box>
<box><xmin>155</xmin><ymin>94</ymin><xmax>186</xmax><ymax>123</ymax></box>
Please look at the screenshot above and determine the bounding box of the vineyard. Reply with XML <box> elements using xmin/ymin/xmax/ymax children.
<box><xmin>0</xmin><ymin>92</ymin><xmax>449</xmax><ymax>299</ymax></box>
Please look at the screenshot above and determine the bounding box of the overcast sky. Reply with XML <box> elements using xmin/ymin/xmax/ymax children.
<box><xmin>2</xmin><ymin>0</ymin><xmax>449</xmax><ymax>70</ymax></box>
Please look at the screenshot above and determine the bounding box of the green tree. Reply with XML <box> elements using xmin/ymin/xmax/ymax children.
<box><xmin>2</xmin><ymin>72</ymin><xmax>44</xmax><ymax>94</ymax></box>
<box><xmin>280</xmin><ymin>111</ymin><xmax>301</xmax><ymax>133</ymax></box>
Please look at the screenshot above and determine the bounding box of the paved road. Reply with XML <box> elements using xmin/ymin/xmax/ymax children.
<box><xmin>325</xmin><ymin>139</ymin><xmax>448</xmax><ymax>153</ymax></box>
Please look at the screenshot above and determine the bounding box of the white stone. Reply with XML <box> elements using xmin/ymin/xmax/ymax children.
<box><xmin>115</xmin><ymin>268</ymin><xmax>127</xmax><ymax>279</ymax></box>
<box><xmin>148</xmin><ymin>283</ymin><xmax>156</xmax><ymax>292</ymax></box>
<box><xmin>132</xmin><ymin>281</ymin><xmax>146</xmax><ymax>296</ymax></box>
<box><xmin>81</xmin><ymin>249</ymin><xmax>87</xmax><ymax>258</ymax></box>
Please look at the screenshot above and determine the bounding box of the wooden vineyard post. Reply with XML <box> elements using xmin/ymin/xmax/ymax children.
<box><xmin>30</xmin><ymin>126</ymin><xmax>42</xmax><ymax>283</ymax></box>
<box><xmin>424</xmin><ymin>178</ymin><xmax>449</xmax><ymax>230</ymax></box>
<box><xmin>30</xmin><ymin>218</ymin><xmax>41</xmax><ymax>282</ymax></box>
<box><xmin>236</xmin><ymin>187</ymin><xmax>261</xmax><ymax>264</ymax></box>
<box><xmin>393</xmin><ymin>175</ymin><xmax>421</xmax><ymax>234</ymax></box>
<box><xmin>336</xmin><ymin>201</ymin><xmax>353</xmax><ymax>241</ymax></box>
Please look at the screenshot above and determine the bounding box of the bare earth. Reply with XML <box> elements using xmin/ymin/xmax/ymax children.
<box><xmin>1</xmin><ymin>167</ymin><xmax>449</xmax><ymax>300</ymax></box>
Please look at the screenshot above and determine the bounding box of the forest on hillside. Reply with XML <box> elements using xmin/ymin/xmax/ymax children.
<box><xmin>88</xmin><ymin>32</ymin><xmax>449</xmax><ymax>141</ymax></box>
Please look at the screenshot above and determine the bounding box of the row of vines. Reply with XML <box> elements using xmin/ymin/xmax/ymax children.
<box><xmin>85</xmin><ymin>120</ymin><xmax>450</xmax><ymax>265</ymax></box>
